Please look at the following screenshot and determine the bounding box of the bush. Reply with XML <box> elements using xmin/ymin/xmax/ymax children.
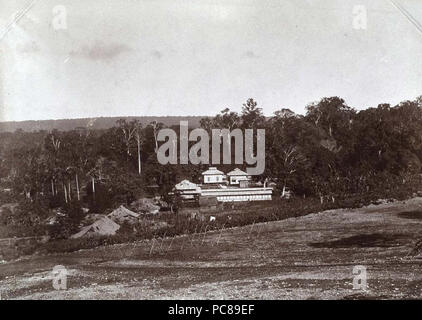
<box><xmin>48</xmin><ymin>201</ymin><xmax>86</xmax><ymax>239</ymax></box>
<box><xmin>4</xmin><ymin>200</ymin><xmax>49</xmax><ymax>228</ymax></box>
<box><xmin>84</xmin><ymin>182</ymin><xmax>113</xmax><ymax>213</ymax></box>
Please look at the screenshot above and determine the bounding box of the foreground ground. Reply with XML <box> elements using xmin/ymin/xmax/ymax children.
<box><xmin>0</xmin><ymin>198</ymin><xmax>421</xmax><ymax>299</ymax></box>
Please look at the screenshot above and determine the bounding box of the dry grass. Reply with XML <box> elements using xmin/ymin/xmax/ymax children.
<box><xmin>0</xmin><ymin>197</ymin><xmax>421</xmax><ymax>299</ymax></box>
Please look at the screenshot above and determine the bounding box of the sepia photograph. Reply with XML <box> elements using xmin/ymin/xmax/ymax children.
<box><xmin>0</xmin><ymin>0</ymin><xmax>422</xmax><ymax>304</ymax></box>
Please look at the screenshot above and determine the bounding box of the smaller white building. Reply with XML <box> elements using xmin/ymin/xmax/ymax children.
<box><xmin>227</xmin><ymin>168</ymin><xmax>251</xmax><ymax>185</ymax></box>
<box><xmin>201</xmin><ymin>167</ymin><xmax>226</xmax><ymax>184</ymax></box>
<box><xmin>174</xmin><ymin>180</ymin><xmax>201</xmax><ymax>199</ymax></box>
<box><xmin>175</xmin><ymin>180</ymin><xmax>199</xmax><ymax>191</ymax></box>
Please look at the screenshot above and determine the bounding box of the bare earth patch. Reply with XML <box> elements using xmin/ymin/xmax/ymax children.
<box><xmin>1</xmin><ymin>198</ymin><xmax>422</xmax><ymax>299</ymax></box>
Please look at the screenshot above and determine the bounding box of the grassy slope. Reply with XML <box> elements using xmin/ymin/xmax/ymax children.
<box><xmin>0</xmin><ymin>197</ymin><xmax>421</xmax><ymax>299</ymax></box>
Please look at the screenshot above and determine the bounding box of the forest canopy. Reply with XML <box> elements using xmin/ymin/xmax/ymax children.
<box><xmin>1</xmin><ymin>95</ymin><xmax>422</xmax><ymax>215</ymax></box>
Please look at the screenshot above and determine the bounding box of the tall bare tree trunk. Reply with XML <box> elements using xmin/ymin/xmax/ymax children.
<box><xmin>51</xmin><ymin>179</ymin><xmax>55</xmax><ymax>196</ymax></box>
<box><xmin>92</xmin><ymin>177</ymin><xmax>95</xmax><ymax>195</ymax></box>
<box><xmin>68</xmin><ymin>181</ymin><xmax>72</xmax><ymax>201</ymax></box>
<box><xmin>64</xmin><ymin>184</ymin><xmax>68</xmax><ymax>203</ymax></box>
<box><xmin>76</xmin><ymin>173</ymin><xmax>80</xmax><ymax>201</ymax></box>
<box><xmin>153</xmin><ymin>123</ymin><xmax>158</xmax><ymax>153</ymax></box>
<box><xmin>137</xmin><ymin>139</ymin><xmax>141</xmax><ymax>175</ymax></box>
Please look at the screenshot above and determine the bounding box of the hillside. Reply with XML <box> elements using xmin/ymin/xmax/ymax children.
<box><xmin>1</xmin><ymin>198</ymin><xmax>421</xmax><ymax>299</ymax></box>
<box><xmin>0</xmin><ymin>116</ymin><xmax>204</xmax><ymax>132</ymax></box>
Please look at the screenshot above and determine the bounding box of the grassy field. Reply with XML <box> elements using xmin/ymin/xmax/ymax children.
<box><xmin>0</xmin><ymin>197</ymin><xmax>421</xmax><ymax>299</ymax></box>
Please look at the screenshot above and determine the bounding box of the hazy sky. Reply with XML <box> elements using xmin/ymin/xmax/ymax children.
<box><xmin>0</xmin><ymin>0</ymin><xmax>421</xmax><ymax>121</ymax></box>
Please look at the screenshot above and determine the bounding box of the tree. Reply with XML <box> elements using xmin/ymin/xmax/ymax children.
<box><xmin>116</xmin><ymin>119</ymin><xmax>137</xmax><ymax>159</ymax></box>
<box><xmin>199</xmin><ymin>117</ymin><xmax>214</xmax><ymax>134</ymax></box>
<box><xmin>305</xmin><ymin>97</ymin><xmax>355</xmax><ymax>141</ymax></box>
<box><xmin>117</xmin><ymin>119</ymin><xmax>144</xmax><ymax>175</ymax></box>
<box><xmin>149</xmin><ymin>120</ymin><xmax>164</xmax><ymax>154</ymax></box>
<box><xmin>266</xmin><ymin>110</ymin><xmax>310</xmax><ymax>196</ymax></box>
<box><xmin>241</xmin><ymin>98</ymin><xmax>265</xmax><ymax>128</ymax></box>
<box><xmin>214</xmin><ymin>108</ymin><xmax>240</xmax><ymax>130</ymax></box>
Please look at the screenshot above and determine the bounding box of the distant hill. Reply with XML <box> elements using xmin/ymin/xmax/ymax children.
<box><xmin>0</xmin><ymin>116</ymin><xmax>205</xmax><ymax>132</ymax></box>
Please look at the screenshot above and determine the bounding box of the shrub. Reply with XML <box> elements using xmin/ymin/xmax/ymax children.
<box><xmin>4</xmin><ymin>199</ymin><xmax>49</xmax><ymax>228</ymax></box>
<box><xmin>48</xmin><ymin>201</ymin><xmax>86</xmax><ymax>239</ymax></box>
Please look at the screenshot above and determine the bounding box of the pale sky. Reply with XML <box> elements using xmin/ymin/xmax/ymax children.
<box><xmin>0</xmin><ymin>0</ymin><xmax>421</xmax><ymax>121</ymax></box>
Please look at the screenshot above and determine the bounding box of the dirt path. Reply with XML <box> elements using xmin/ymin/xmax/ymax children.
<box><xmin>1</xmin><ymin>198</ymin><xmax>421</xmax><ymax>299</ymax></box>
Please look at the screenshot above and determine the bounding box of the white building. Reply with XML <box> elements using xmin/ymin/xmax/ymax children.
<box><xmin>172</xmin><ymin>167</ymin><xmax>273</xmax><ymax>203</ymax></box>
<box><xmin>174</xmin><ymin>180</ymin><xmax>201</xmax><ymax>199</ymax></box>
<box><xmin>201</xmin><ymin>167</ymin><xmax>226</xmax><ymax>184</ymax></box>
<box><xmin>226</xmin><ymin>168</ymin><xmax>251</xmax><ymax>185</ymax></box>
<box><xmin>201</xmin><ymin>187</ymin><xmax>273</xmax><ymax>202</ymax></box>
<box><xmin>175</xmin><ymin>180</ymin><xmax>200</xmax><ymax>191</ymax></box>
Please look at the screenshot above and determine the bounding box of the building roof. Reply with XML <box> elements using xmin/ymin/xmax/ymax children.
<box><xmin>175</xmin><ymin>180</ymin><xmax>199</xmax><ymax>190</ymax></box>
<box><xmin>201</xmin><ymin>167</ymin><xmax>224</xmax><ymax>175</ymax></box>
<box><xmin>227</xmin><ymin>168</ymin><xmax>249</xmax><ymax>176</ymax></box>
<box><xmin>108</xmin><ymin>205</ymin><xmax>139</xmax><ymax>222</ymax></box>
<box><xmin>71</xmin><ymin>216</ymin><xmax>120</xmax><ymax>238</ymax></box>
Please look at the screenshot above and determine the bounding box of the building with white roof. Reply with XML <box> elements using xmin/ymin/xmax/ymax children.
<box><xmin>226</xmin><ymin>168</ymin><xmax>251</xmax><ymax>185</ymax></box>
<box><xmin>201</xmin><ymin>167</ymin><xmax>226</xmax><ymax>184</ymax></box>
<box><xmin>175</xmin><ymin>180</ymin><xmax>200</xmax><ymax>191</ymax></box>
<box><xmin>174</xmin><ymin>180</ymin><xmax>201</xmax><ymax>200</ymax></box>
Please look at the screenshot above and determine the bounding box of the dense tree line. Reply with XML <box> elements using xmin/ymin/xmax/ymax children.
<box><xmin>1</xmin><ymin>95</ymin><xmax>422</xmax><ymax>222</ymax></box>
